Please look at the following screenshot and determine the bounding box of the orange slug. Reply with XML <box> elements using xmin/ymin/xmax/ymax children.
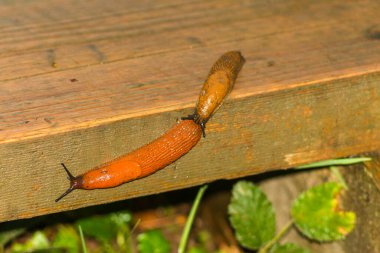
<box><xmin>184</xmin><ymin>51</ymin><xmax>245</xmax><ymax>136</ymax></box>
<box><xmin>55</xmin><ymin>120</ymin><xmax>202</xmax><ymax>202</ymax></box>
<box><xmin>56</xmin><ymin>51</ymin><xmax>245</xmax><ymax>202</ymax></box>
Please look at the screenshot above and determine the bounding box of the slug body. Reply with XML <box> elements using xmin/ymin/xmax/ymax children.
<box><xmin>56</xmin><ymin>120</ymin><xmax>202</xmax><ymax>202</ymax></box>
<box><xmin>56</xmin><ymin>51</ymin><xmax>245</xmax><ymax>202</ymax></box>
<box><xmin>185</xmin><ymin>51</ymin><xmax>245</xmax><ymax>136</ymax></box>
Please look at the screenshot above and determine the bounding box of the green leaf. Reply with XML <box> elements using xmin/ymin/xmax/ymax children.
<box><xmin>137</xmin><ymin>230</ymin><xmax>170</xmax><ymax>253</ymax></box>
<box><xmin>228</xmin><ymin>181</ymin><xmax>276</xmax><ymax>250</ymax></box>
<box><xmin>76</xmin><ymin>210</ymin><xmax>131</xmax><ymax>242</ymax></box>
<box><xmin>295</xmin><ymin>157</ymin><xmax>371</xmax><ymax>169</ymax></box>
<box><xmin>10</xmin><ymin>231</ymin><xmax>49</xmax><ymax>252</ymax></box>
<box><xmin>291</xmin><ymin>182</ymin><xmax>356</xmax><ymax>241</ymax></box>
<box><xmin>77</xmin><ymin>215</ymin><xmax>117</xmax><ymax>241</ymax></box>
<box><xmin>52</xmin><ymin>225</ymin><xmax>80</xmax><ymax>253</ymax></box>
<box><xmin>269</xmin><ymin>243</ymin><xmax>310</xmax><ymax>253</ymax></box>
<box><xmin>109</xmin><ymin>211</ymin><xmax>132</xmax><ymax>227</ymax></box>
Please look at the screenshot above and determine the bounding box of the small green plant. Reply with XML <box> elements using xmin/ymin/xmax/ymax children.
<box><xmin>228</xmin><ymin>156</ymin><xmax>370</xmax><ymax>253</ymax></box>
<box><xmin>291</xmin><ymin>182</ymin><xmax>355</xmax><ymax>241</ymax></box>
<box><xmin>54</xmin><ymin>225</ymin><xmax>81</xmax><ymax>253</ymax></box>
<box><xmin>228</xmin><ymin>181</ymin><xmax>355</xmax><ymax>253</ymax></box>
<box><xmin>228</xmin><ymin>181</ymin><xmax>276</xmax><ymax>249</ymax></box>
<box><xmin>137</xmin><ymin>230</ymin><xmax>171</xmax><ymax>253</ymax></box>
<box><xmin>2</xmin><ymin>210</ymin><xmax>134</xmax><ymax>253</ymax></box>
<box><xmin>77</xmin><ymin>210</ymin><xmax>133</xmax><ymax>253</ymax></box>
<box><xmin>10</xmin><ymin>231</ymin><xmax>50</xmax><ymax>253</ymax></box>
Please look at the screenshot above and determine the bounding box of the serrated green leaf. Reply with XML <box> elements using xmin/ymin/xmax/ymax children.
<box><xmin>52</xmin><ymin>225</ymin><xmax>80</xmax><ymax>253</ymax></box>
<box><xmin>228</xmin><ymin>181</ymin><xmax>276</xmax><ymax>250</ymax></box>
<box><xmin>137</xmin><ymin>230</ymin><xmax>170</xmax><ymax>253</ymax></box>
<box><xmin>269</xmin><ymin>243</ymin><xmax>310</xmax><ymax>253</ymax></box>
<box><xmin>291</xmin><ymin>182</ymin><xmax>356</xmax><ymax>241</ymax></box>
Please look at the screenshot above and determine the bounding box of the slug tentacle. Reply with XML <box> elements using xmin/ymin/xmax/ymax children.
<box><xmin>55</xmin><ymin>163</ymin><xmax>83</xmax><ymax>202</ymax></box>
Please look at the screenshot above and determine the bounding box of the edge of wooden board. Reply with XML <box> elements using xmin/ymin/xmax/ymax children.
<box><xmin>1</xmin><ymin>70</ymin><xmax>380</xmax><ymax>222</ymax></box>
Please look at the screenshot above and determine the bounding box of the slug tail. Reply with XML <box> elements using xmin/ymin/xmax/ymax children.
<box><xmin>55</xmin><ymin>163</ymin><xmax>83</xmax><ymax>202</ymax></box>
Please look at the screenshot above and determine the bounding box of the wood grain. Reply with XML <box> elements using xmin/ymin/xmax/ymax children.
<box><xmin>1</xmin><ymin>0</ymin><xmax>380</xmax><ymax>222</ymax></box>
<box><xmin>342</xmin><ymin>155</ymin><xmax>380</xmax><ymax>253</ymax></box>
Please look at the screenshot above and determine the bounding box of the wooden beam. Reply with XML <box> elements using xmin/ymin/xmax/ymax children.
<box><xmin>341</xmin><ymin>154</ymin><xmax>380</xmax><ymax>253</ymax></box>
<box><xmin>1</xmin><ymin>0</ymin><xmax>380</xmax><ymax>222</ymax></box>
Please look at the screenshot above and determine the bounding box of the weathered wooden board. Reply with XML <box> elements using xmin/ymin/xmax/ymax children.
<box><xmin>1</xmin><ymin>0</ymin><xmax>380</xmax><ymax>222</ymax></box>
<box><xmin>342</xmin><ymin>154</ymin><xmax>380</xmax><ymax>253</ymax></box>
<box><xmin>2</xmin><ymin>0</ymin><xmax>380</xmax><ymax>143</ymax></box>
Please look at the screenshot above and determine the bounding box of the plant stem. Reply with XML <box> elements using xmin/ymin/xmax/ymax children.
<box><xmin>178</xmin><ymin>185</ymin><xmax>208</xmax><ymax>253</ymax></box>
<box><xmin>258</xmin><ymin>220</ymin><xmax>294</xmax><ymax>253</ymax></box>
<box><xmin>124</xmin><ymin>219</ymin><xmax>140</xmax><ymax>253</ymax></box>
<box><xmin>78</xmin><ymin>225</ymin><xmax>88</xmax><ymax>253</ymax></box>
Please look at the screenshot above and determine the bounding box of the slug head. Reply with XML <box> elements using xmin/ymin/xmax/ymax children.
<box><xmin>55</xmin><ymin>163</ymin><xmax>83</xmax><ymax>202</ymax></box>
<box><xmin>181</xmin><ymin>115</ymin><xmax>207</xmax><ymax>137</ymax></box>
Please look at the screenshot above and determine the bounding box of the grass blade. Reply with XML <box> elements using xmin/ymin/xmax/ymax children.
<box><xmin>295</xmin><ymin>157</ymin><xmax>371</xmax><ymax>169</ymax></box>
<box><xmin>78</xmin><ymin>225</ymin><xmax>87</xmax><ymax>253</ymax></box>
<box><xmin>178</xmin><ymin>185</ymin><xmax>208</xmax><ymax>253</ymax></box>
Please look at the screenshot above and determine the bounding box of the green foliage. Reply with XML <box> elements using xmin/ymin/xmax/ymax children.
<box><xmin>228</xmin><ymin>181</ymin><xmax>276</xmax><ymax>250</ymax></box>
<box><xmin>0</xmin><ymin>227</ymin><xmax>25</xmax><ymax>248</ymax></box>
<box><xmin>76</xmin><ymin>210</ymin><xmax>132</xmax><ymax>253</ymax></box>
<box><xmin>137</xmin><ymin>230</ymin><xmax>171</xmax><ymax>253</ymax></box>
<box><xmin>52</xmin><ymin>225</ymin><xmax>80</xmax><ymax>253</ymax></box>
<box><xmin>77</xmin><ymin>210</ymin><xmax>131</xmax><ymax>242</ymax></box>
<box><xmin>77</xmin><ymin>215</ymin><xmax>117</xmax><ymax>241</ymax></box>
<box><xmin>187</xmin><ymin>246</ymin><xmax>226</xmax><ymax>253</ymax></box>
<box><xmin>109</xmin><ymin>211</ymin><xmax>133</xmax><ymax>227</ymax></box>
<box><xmin>10</xmin><ymin>231</ymin><xmax>49</xmax><ymax>253</ymax></box>
<box><xmin>269</xmin><ymin>243</ymin><xmax>310</xmax><ymax>253</ymax></box>
<box><xmin>187</xmin><ymin>247</ymin><xmax>209</xmax><ymax>253</ymax></box>
<box><xmin>291</xmin><ymin>182</ymin><xmax>356</xmax><ymax>241</ymax></box>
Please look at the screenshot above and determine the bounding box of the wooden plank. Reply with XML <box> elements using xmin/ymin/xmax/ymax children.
<box><xmin>1</xmin><ymin>0</ymin><xmax>380</xmax><ymax>143</ymax></box>
<box><xmin>2</xmin><ymin>72</ymin><xmax>380</xmax><ymax>222</ymax></box>
<box><xmin>1</xmin><ymin>0</ymin><xmax>380</xmax><ymax>222</ymax></box>
<box><xmin>341</xmin><ymin>154</ymin><xmax>380</xmax><ymax>253</ymax></box>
